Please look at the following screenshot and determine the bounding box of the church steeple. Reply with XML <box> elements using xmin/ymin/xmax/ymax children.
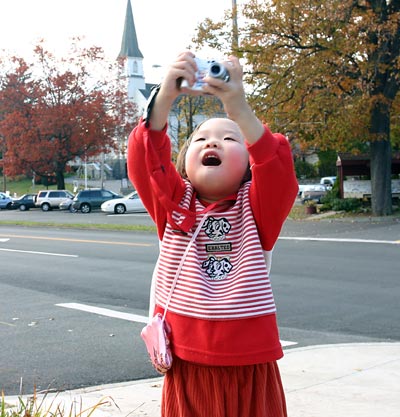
<box><xmin>119</xmin><ymin>0</ymin><xmax>146</xmax><ymax>100</ymax></box>
<box><xmin>119</xmin><ymin>0</ymin><xmax>143</xmax><ymax>59</ymax></box>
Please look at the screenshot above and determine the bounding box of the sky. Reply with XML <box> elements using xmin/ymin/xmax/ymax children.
<box><xmin>0</xmin><ymin>0</ymin><xmax>233</xmax><ymax>83</ymax></box>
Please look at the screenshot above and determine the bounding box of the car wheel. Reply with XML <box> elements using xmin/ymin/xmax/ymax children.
<box><xmin>41</xmin><ymin>203</ymin><xmax>51</xmax><ymax>211</ymax></box>
<box><xmin>6</xmin><ymin>202</ymin><xmax>13</xmax><ymax>210</ymax></box>
<box><xmin>114</xmin><ymin>204</ymin><xmax>126</xmax><ymax>214</ymax></box>
<box><xmin>80</xmin><ymin>203</ymin><xmax>91</xmax><ymax>213</ymax></box>
<box><xmin>69</xmin><ymin>205</ymin><xmax>77</xmax><ymax>213</ymax></box>
<box><xmin>19</xmin><ymin>204</ymin><xmax>27</xmax><ymax>211</ymax></box>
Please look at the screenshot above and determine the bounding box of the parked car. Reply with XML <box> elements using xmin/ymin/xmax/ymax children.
<box><xmin>300</xmin><ymin>184</ymin><xmax>327</xmax><ymax>203</ymax></box>
<box><xmin>320</xmin><ymin>176</ymin><xmax>337</xmax><ymax>190</ymax></box>
<box><xmin>59</xmin><ymin>197</ymin><xmax>77</xmax><ymax>212</ymax></box>
<box><xmin>35</xmin><ymin>190</ymin><xmax>75</xmax><ymax>211</ymax></box>
<box><xmin>0</xmin><ymin>192</ymin><xmax>14</xmax><ymax>210</ymax></box>
<box><xmin>10</xmin><ymin>193</ymin><xmax>37</xmax><ymax>211</ymax></box>
<box><xmin>71</xmin><ymin>188</ymin><xmax>123</xmax><ymax>213</ymax></box>
<box><xmin>101</xmin><ymin>191</ymin><xmax>146</xmax><ymax>214</ymax></box>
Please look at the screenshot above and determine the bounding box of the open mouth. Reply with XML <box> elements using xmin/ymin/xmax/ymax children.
<box><xmin>202</xmin><ymin>153</ymin><xmax>221</xmax><ymax>166</ymax></box>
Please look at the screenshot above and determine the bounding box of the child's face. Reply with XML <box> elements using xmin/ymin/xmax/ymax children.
<box><xmin>185</xmin><ymin>118</ymin><xmax>249</xmax><ymax>202</ymax></box>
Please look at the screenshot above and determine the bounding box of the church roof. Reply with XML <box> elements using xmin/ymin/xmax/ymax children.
<box><xmin>140</xmin><ymin>83</ymin><xmax>158</xmax><ymax>100</ymax></box>
<box><xmin>118</xmin><ymin>0</ymin><xmax>143</xmax><ymax>59</ymax></box>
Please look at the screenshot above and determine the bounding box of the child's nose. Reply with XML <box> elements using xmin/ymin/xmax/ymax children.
<box><xmin>205</xmin><ymin>139</ymin><xmax>219</xmax><ymax>148</ymax></box>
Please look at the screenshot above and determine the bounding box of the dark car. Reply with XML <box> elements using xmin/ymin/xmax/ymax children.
<box><xmin>71</xmin><ymin>188</ymin><xmax>123</xmax><ymax>213</ymax></box>
<box><xmin>10</xmin><ymin>193</ymin><xmax>38</xmax><ymax>211</ymax></box>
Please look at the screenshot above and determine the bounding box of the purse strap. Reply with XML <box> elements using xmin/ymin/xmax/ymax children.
<box><xmin>161</xmin><ymin>212</ymin><xmax>210</xmax><ymax>322</ymax></box>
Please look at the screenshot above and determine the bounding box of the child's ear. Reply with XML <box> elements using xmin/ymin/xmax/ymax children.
<box><xmin>242</xmin><ymin>162</ymin><xmax>252</xmax><ymax>183</ymax></box>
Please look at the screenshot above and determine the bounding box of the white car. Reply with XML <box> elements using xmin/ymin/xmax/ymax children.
<box><xmin>300</xmin><ymin>184</ymin><xmax>327</xmax><ymax>203</ymax></box>
<box><xmin>101</xmin><ymin>191</ymin><xmax>146</xmax><ymax>214</ymax></box>
<box><xmin>320</xmin><ymin>176</ymin><xmax>337</xmax><ymax>190</ymax></box>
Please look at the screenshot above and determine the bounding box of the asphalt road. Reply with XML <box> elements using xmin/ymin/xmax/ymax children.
<box><xmin>0</xmin><ymin>210</ymin><xmax>399</xmax><ymax>394</ymax></box>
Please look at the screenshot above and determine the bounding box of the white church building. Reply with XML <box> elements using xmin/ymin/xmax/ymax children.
<box><xmin>118</xmin><ymin>0</ymin><xmax>222</xmax><ymax>141</ymax></box>
<box><xmin>118</xmin><ymin>0</ymin><xmax>157</xmax><ymax>111</ymax></box>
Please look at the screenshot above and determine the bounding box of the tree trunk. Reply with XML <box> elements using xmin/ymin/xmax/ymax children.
<box><xmin>56</xmin><ymin>170</ymin><xmax>65</xmax><ymax>190</ymax></box>
<box><xmin>2</xmin><ymin>171</ymin><xmax>6</xmax><ymax>193</ymax></box>
<box><xmin>369</xmin><ymin>101</ymin><xmax>392</xmax><ymax>216</ymax></box>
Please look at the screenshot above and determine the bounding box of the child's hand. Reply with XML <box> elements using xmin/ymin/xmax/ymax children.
<box><xmin>202</xmin><ymin>56</ymin><xmax>264</xmax><ymax>144</ymax></box>
<box><xmin>149</xmin><ymin>51</ymin><xmax>199</xmax><ymax>130</ymax></box>
<box><xmin>201</xmin><ymin>56</ymin><xmax>248</xmax><ymax>120</ymax></box>
<box><xmin>158</xmin><ymin>51</ymin><xmax>200</xmax><ymax>102</ymax></box>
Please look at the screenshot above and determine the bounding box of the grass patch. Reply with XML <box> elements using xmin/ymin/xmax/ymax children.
<box><xmin>1</xmin><ymin>389</ymin><xmax>117</xmax><ymax>417</ymax></box>
<box><xmin>1</xmin><ymin>178</ymin><xmax>75</xmax><ymax>196</ymax></box>
<box><xmin>287</xmin><ymin>204</ymin><xmax>310</xmax><ymax>221</ymax></box>
<box><xmin>288</xmin><ymin>201</ymin><xmax>400</xmax><ymax>221</ymax></box>
<box><xmin>0</xmin><ymin>219</ymin><xmax>157</xmax><ymax>233</ymax></box>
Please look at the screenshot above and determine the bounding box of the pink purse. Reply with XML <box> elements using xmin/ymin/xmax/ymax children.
<box><xmin>141</xmin><ymin>313</ymin><xmax>172</xmax><ymax>374</ymax></box>
<box><xmin>140</xmin><ymin>215</ymin><xmax>209</xmax><ymax>374</ymax></box>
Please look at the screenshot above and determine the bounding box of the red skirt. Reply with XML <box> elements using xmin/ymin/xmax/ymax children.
<box><xmin>161</xmin><ymin>357</ymin><xmax>287</xmax><ymax>417</ymax></box>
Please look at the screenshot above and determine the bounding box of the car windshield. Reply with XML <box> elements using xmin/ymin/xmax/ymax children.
<box><xmin>128</xmin><ymin>192</ymin><xmax>139</xmax><ymax>200</ymax></box>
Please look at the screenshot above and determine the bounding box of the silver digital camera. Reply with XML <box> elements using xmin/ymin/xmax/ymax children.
<box><xmin>181</xmin><ymin>57</ymin><xmax>230</xmax><ymax>91</ymax></box>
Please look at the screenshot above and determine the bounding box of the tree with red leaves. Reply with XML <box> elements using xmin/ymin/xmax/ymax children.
<box><xmin>0</xmin><ymin>39</ymin><xmax>137</xmax><ymax>189</ymax></box>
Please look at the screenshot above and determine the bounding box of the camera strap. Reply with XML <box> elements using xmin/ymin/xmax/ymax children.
<box><xmin>143</xmin><ymin>84</ymin><xmax>161</xmax><ymax>128</ymax></box>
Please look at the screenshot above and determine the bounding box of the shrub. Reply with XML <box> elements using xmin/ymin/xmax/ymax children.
<box><xmin>294</xmin><ymin>159</ymin><xmax>317</xmax><ymax>179</ymax></box>
<box><xmin>319</xmin><ymin>185</ymin><xmax>339</xmax><ymax>210</ymax></box>
<box><xmin>331</xmin><ymin>198</ymin><xmax>362</xmax><ymax>212</ymax></box>
<box><xmin>320</xmin><ymin>180</ymin><xmax>362</xmax><ymax>212</ymax></box>
<box><xmin>320</xmin><ymin>197</ymin><xmax>362</xmax><ymax>212</ymax></box>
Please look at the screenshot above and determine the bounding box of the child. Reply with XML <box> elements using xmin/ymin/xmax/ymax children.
<box><xmin>127</xmin><ymin>51</ymin><xmax>298</xmax><ymax>417</ymax></box>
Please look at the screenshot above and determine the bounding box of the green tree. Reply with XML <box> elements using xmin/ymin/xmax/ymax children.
<box><xmin>193</xmin><ymin>0</ymin><xmax>400</xmax><ymax>215</ymax></box>
<box><xmin>317</xmin><ymin>150</ymin><xmax>338</xmax><ymax>177</ymax></box>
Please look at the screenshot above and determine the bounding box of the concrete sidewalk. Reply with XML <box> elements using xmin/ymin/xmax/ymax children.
<box><xmin>4</xmin><ymin>342</ymin><xmax>400</xmax><ymax>417</ymax></box>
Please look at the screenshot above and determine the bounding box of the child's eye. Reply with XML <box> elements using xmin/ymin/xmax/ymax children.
<box><xmin>224</xmin><ymin>137</ymin><xmax>236</xmax><ymax>141</ymax></box>
<box><xmin>194</xmin><ymin>137</ymin><xmax>206</xmax><ymax>142</ymax></box>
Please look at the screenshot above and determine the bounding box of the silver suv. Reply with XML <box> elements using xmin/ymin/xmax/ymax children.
<box><xmin>35</xmin><ymin>190</ymin><xmax>74</xmax><ymax>211</ymax></box>
<box><xmin>0</xmin><ymin>192</ymin><xmax>14</xmax><ymax>210</ymax></box>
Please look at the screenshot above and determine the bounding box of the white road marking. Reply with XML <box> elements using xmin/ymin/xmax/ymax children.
<box><xmin>281</xmin><ymin>340</ymin><xmax>298</xmax><ymax>347</ymax></box>
<box><xmin>279</xmin><ymin>236</ymin><xmax>400</xmax><ymax>245</ymax></box>
<box><xmin>0</xmin><ymin>238</ymin><xmax>10</xmax><ymax>242</ymax></box>
<box><xmin>0</xmin><ymin>234</ymin><xmax>153</xmax><ymax>247</ymax></box>
<box><xmin>0</xmin><ymin>320</ymin><xmax>16</xmax><ymax>327</ymax></box>
<box><xmin>106</xmin><ymin>213</ymin><xmax>149</xmax><ymax>217</ymax></box>
<box><xmin>0</xmin><ymin>248</ymin><xmax>78</xmax><ymax>257</ymax></box>
<box><xmin>56</xmin><ymin>303</ymin><xmax>298</xmax><ymax>347</ymax></box>
<box><xmin>56</xmin><ymin>303</ymin><xmax>149</xmax><ymax>323</ymax></box>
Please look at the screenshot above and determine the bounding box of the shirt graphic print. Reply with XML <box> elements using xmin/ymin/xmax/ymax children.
<box><xmin>154</xmin><ymin>182</ymin><xmax>277</xmax><ymax>320</ymax></box>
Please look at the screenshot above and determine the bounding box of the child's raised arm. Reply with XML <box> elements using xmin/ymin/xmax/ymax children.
<box><xmin>147</xmin><ymin>52</ymin><xmax>198</xmax><ymax>131</ymax></box>
<box><xmin>201</xmin><ymin>56</ymin><xmax>265</xmax><ymax>144</ymax></box>
<box><xmin>148</xmin><ymin>53</ymin><xmax>264</xmax><ymax>145</ymax></box>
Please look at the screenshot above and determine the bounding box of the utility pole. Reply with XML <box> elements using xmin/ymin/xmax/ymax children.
<box><xmin>100</xmin><ymin>152</ymin><xmax>105</xmax><ymax>189</ymax></box>
<box><xmin>232</xmin><ymin>0</ymin><xmax>239</xmax><ymax>52</ymax></box>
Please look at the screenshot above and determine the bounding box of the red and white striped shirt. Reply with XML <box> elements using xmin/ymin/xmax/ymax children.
<box><xmin>128</xmin><ymin>120</ymin><xmax>298</xmax><ymax>365</ymax></box>
<box><xmin>155</xmin><ymin>181</ymin><xmax>277</xmax><ymax>320</ymax></box>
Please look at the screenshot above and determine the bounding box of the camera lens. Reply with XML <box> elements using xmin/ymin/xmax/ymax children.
<box><xmin>210</xmin><ymin>63</ymin><xmax>223</xmax><ymax>77</ymax></box>
<box><xmin>208</xmin><ymin>62</ymin><xmax>229</xmax><ymax>82</ymax></box>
